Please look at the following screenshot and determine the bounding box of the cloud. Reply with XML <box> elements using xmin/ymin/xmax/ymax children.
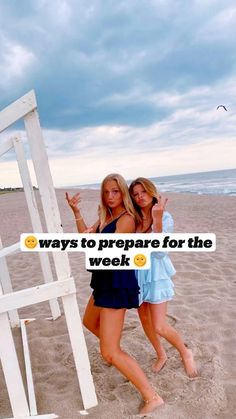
<box><xmin>0</xmin><ymin>36</ymin><xmax>36</xmax><ymax>88</ymax></box>
<box><xmin>0</xmin><ymin>1</ymin><xmax>236</xmax><ymax>185</ymax></box>
<box><xmin>197</xmin><ymin>6</ymin><xmax>236</xmax><ymax>41</ymax></box>
<box><xmin>1</xmin><ymin>0</ymin><xmax>235</xmax><ymax>127</ymax></box>
<box><xmin>1</xmin><ymin>136</ymin><xmax>235</xmax><ymax>188</ymax></box>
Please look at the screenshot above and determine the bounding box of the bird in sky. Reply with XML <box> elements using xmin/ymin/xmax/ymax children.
<box><xmin>216</xmin><ymin>105</ymin><xmax>227</xmax><ymax>111</ymax></box>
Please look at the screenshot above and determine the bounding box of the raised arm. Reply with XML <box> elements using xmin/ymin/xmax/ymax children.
<box><xmin>65</xmin><ymin>192</ymin><xmax>89</xmax><ymax>232</ymax></box>
<box><xmin>151</xmin><ymin>196</ymin><xmax>173</xmax><ymax>259</ymax></box>
<box><xmin>152</xmin><ymin>195</ymin><xmax>168</xmax><ymax>232</ymax></box>
<box><xmin>66</xmin><ymin>192</ymin><xmax>100</xmax><ymax>233</ymax></box>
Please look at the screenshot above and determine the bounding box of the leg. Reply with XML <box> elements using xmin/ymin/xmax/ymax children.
<box><xmin>83</xmin><ymin>295</ymin><xmax>100</xmax><ymax>337</ymax></box>
<box><xmin>149</xmin><ymin>302</ymin><xmax>198</xmax><ymax>377</ymax></box>
<box><xmin>138</xmin><ymin>303</ymin><xmax>167</xmax><ymax>373</ymax></box>
<box><xmin>99</xmin><ymin>307</ymin><xmax>164</xmax><ymax>414</ymax></box>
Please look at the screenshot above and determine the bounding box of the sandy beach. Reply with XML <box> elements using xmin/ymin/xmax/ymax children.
<box><xmin>0</xmin><ymin>189</ymin><xmax>236</xmax><ymax>419</ymax></box>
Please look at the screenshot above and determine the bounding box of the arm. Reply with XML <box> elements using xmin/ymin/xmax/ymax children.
<box><xmin>152</xmin><ymin>212</ymin><xmax>174</xmax><ymax>259</ymax></box>
<box><xmin>65</xmin><ymin>192</ymin><xmax>99</xmax><ymax>233</ymax></box>
<box><xmin>152</xmin><ymin>196</ymin><xmax>173</xmax><ymax>259</ymax></box>
<box><xmin>152</xmin><ymin>196</ymin><xmax>168</xmax><ymax>232</ymax></box>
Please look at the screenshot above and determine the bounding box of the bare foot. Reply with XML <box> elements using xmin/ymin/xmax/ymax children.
<box><xmin>139</xmin><ymin>394</ymin><xmax>164</xmax><ymax>415</ymax></box>
<box><xmin>151</xmin><ymin>355</ymin><xmax>167</xmax><ymax>373</ymax></box>
<box><xmin>182</xmin><ymin>348</ymin><xmax>198</xmax><ymax>378</ymax></box>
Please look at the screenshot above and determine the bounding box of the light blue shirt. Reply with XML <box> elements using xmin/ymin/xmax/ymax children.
<box><xmin>136</xmin><ymin>211</ymin><xmax>176</xmax><ymax>304</ymax></box>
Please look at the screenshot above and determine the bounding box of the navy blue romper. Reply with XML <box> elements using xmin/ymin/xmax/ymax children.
<box><xmin>90</xmin><ymin>216</ymin><xmax>140</xmax><ymax>309</ymax></box>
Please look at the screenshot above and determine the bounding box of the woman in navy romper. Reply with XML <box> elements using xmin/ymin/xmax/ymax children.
<box><xmin>66</xmin><ymin>174</ymin><xmax>164</xmax><ymax>414</ymax></box>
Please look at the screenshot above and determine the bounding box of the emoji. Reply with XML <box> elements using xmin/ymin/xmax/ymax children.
<box><xmin>134</xmin><ymin>254</ymin><xmax>147</xmax><ymax>267</ymax></box>
<box><xmin>24</xmin><ymin>235</ymin><xmax>38</xmax><ymax>249</ymax></box>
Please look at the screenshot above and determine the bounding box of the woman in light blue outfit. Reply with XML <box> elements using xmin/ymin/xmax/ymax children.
<box><xmin>129</xmin><ymin>178</ymin><xmax>198</xmax><ymax>377</ymax></box>
<box><xmin>138</xmin><ymin>211</ymin><xmax>176</xmax><ymax>306</ymax></box>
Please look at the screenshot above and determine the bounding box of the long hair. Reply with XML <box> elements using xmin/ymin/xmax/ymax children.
<box><xmin>99</xmin><ymin>173</ymin><xmax>136</xmax><ymax>226</ymax></box>
<box><xmin>129</xmin><ymin>177</ymin><xmax>159</xmax><ymax>219</ymax></box>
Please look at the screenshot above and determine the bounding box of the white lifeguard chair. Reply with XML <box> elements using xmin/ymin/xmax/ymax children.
<box><xmin>0</xmin><ymin>91</ymin><xmax>98</xmax><ymax>418</ymax></box>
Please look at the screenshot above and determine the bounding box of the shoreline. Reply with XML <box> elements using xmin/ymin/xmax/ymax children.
<box><xmin>1</xmin><ymin>187</ymin><xmax>236</xmax><ymax>198</ymax></box>
<box><xmin>58</xmin><ymin>187</ymin><xmax>236</xmax><ymax>197</ymax></box>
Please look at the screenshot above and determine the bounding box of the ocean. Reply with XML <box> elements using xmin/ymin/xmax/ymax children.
<box><xmin>74</xmin><ymin>168</ymin><xmax>236</xmax><ymax>196</ymax></box>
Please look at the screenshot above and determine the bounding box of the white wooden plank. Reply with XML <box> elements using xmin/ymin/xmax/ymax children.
<box><xmin>20</xmin><ymin>319</ymin><xmax>37</xmax><ymax>416</ymax></box>
<box><xmin>0</xmin><ymin>237</ymin><xmax>19</xmax><ymax>327</ymax></box>
<box><xmin>0</xmin><ymin>90</ymin><xmax>37</xmax><ymax>133</ymax></box>
<box><xmin>24</xmin><ymin>111</ymin><xmax>71</xmax><ymax>280</ymax></box>
<box><xmin>0</xmin><ymin>242</ymin><xmax>20</xmax><ymax>258</ymax></box>
<box><xmin>13</xmin><ymin>135</ymin><xmax>44</xmax><ymax>233</ymax></box>
<box><xmin>0</xmin><ymin>137</ymin><xmax>13</xmax><ymax>156</ymax></box>
<box><xmin>24</xmin><ymin>108</ymin><xmax>97</xmax><ymax>409</ymax></box>
<box><xmin>13</xmin><ymin>135</ymin><xmax>61</xmax><ymax>319</ymax></box>
<box><xmin>0</xmin><ymin>284</ymin><xmax>29</xmax><ymax>417</ymax></box>
<box><xmin>0</xmin><ymin>277</ymin><xmax>76</xmax><ymax>314</ymax></box>
<box><xmin>62</xmin><ymin>294</ymin><xmax>98</xmax><ymax>410</ymax></box>
<box><xmin>1</xmin><ymin>92</ymin><xmax>97</xmax><ymax>415</ymax></box>
<box><xmin>23</xmin><ymin>110</ymin><xmax>64</xmax><ymax>234</ymax></box>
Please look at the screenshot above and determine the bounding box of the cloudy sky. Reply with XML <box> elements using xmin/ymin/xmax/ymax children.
<box><xmin>0</xmin><ymin>0</ymin><xmax>236</xmax><ymax>187</ymax></box>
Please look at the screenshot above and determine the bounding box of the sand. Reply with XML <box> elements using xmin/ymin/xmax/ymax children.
<box><xmin>0</xmin><ymin>189</ymin><xmax>236</xmax><ymax>419</ymax></box>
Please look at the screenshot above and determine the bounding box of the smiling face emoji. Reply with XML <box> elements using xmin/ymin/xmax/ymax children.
<box><xmin>134</xmin><ymin>254</ymin><xmax>147</xmax><ymax>267</ymax></box>
<box><xmin>25</xmin><ymin>235</ymin><xmax>38</xmax><ymax>249</ymax></box>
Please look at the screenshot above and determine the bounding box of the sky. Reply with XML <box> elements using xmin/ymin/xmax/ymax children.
<box><xmin>0</xmin><ymin>0</ymin><xmax>236</xmax><ymax>187</ymax></box>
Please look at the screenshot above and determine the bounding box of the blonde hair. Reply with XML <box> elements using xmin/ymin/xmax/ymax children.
<box><xmin>100</xmin><ymin>173</ymin><xmax>136</xmax><ymax>226</ymax></box>
<box><xmin>129</xmin><ymin>177</ymin><xmax>159</xmax><ymax>219</ymax></box>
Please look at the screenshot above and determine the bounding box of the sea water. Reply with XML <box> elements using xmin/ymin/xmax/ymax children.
<box><xmin>74</xmin><ymin>168</ymin><xmax>236</xmax><ymax>196</ymax></box>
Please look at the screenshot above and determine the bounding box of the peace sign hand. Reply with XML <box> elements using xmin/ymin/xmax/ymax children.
<box><xmin>65</xmin><ymin>192</ymin><xmax>81</xmax><ymax>215</ymax></box>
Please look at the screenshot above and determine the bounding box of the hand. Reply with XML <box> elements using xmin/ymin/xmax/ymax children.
<box><xmin>84</xmin><ymin>227</ymin><xmax>94</xmax><ymax>233</ymax></box>
<box><xmin>65</xmin><ymin>192</ymin><xmax>81</xmax><ymax>214</ymax></box>
<box><xmin>152</xmin><ymin>195</ymin><xmax>168</xmax><ymax>221</ymax></box>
